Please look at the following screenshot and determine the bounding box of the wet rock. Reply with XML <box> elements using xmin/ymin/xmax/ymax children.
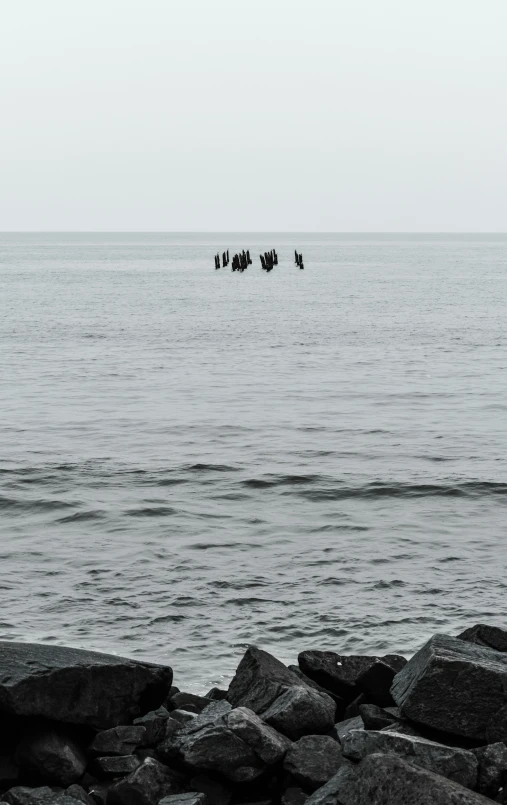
<box><xmin>358</xmin><ymin>703</ymin><xmax>399</xmax><ymax>731</ymax></box>
<box><xmin>0</xmin><ymin>642</ymin><xmax>172</xmax><ymax>729</ymax></box>
<box><xmin>89</xmin><ymin>726</ymin><xmax>147</xmax><ymax>756</ymax></box>
<box><xmin>471</xmin><ymin>743</ymin><xmax>507</xmax><ymax>797</ymax></box>
<box><xmin>281</xmin><ymin>788</ymin><xmax>307</xmax><ymax>805</ymax></box>
<box><xmin>134</xmin><ymin>708</ymin><xmax>173</xmax><ymax>747</ymax></box>
<box><xmin>224</xmin><ymin>707</ymin><xmax>291</xmax><ymax>763</ymax></box>
<box><xmin>159</xmin><ymin>796</ymin><xmax>207</xmax><ymax>805</ymax></box>
<box><xmin>227</xmin><ymin>648</ymin><xmax>312</xmax><ymax>713</ymax></box>
<box><xmin>458</xmin><ymin>625</ymin><xmax>507</xmax><ymax>652</ymax></box>
<box><xmin>261</xmin><ymin>687</ymin><xmax>335</xmax><ymax>741</ymax></box>
<box><xmin>106</xmin><ymin>758</ymin><xmax>185</xmax><ymax>805</ymax></box>
<box><xmin>1</xmin><ymin>788</ymin><xmax>78</xmax><ymax>805</ymax></box>
<box><xmin>283</xmin><ymin>736</ymin><xmax>344</xmax><ymax>791</ymax></box>
<box><xmin>391</xmin><ymin>634</ymin><xmax>507</xmax><ymax>740</ymax></box>
<box><xmin>65</xmin><ymin>785</ymin><xmax>95</xmax><ymax>805</ymax></box>
<box><xmin>305</xmin><ymin>753</ymin><xmax>491</xmax><ymax>805</ymax></box>
<box><xmin>330</xmin><ymin>717</ymin><xmax>363</xmax><ymax>744</ymax></box>
<box><xmin>17</xmin><ymin>729</ymin><xmax>87</xmax><ymax>786</ymax></box>
<box><xmin>205</xmin><ymin>690</ymin><xmax>228</xmax><ymax>702</ymax></box>
<box><xmin>170</xmin><ymin>694</ymin><xmax>213</xmax><ymax>714</ymax></box>
<box><xmin>341</xmin><ymin>728</ymin><xmax>477</xmax><ymax>788</ymax></box>
<box><xmin>93</xmin><ymin>755</ymin><xmax>141</xmax><ymax>778</ymax></box>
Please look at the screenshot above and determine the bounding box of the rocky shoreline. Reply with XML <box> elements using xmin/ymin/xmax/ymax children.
<box><xmin>2</xmin><ymin>625</ymin><xmax>507</xmax><ymax>804</ymax></box>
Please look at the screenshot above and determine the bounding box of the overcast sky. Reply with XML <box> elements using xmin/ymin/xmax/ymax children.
<box><xmin>1</xmin><ymin>0</ymin><xmax>506</xmax><ymax>231</ymax></box>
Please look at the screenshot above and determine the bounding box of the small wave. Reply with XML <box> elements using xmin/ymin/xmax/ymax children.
<box><xmin>125</xmin><ymin>506</ymin><xmax>177</xmax><ymax>517</ymax></box>
<box><xmin>294</xmin><ymin>481</ymin><xmax>507</xmax><ymax>501</ymax></box>
<box><xmin>0</xmin><ymin>496</ymin><xmax>76</xmax><ymax>512</ymax></box>
<box><xmin>186</xmin><ymin>463</ymin><xmax>238</xmax><ymax>473</ymax></box>
<box><xmin>56</xmin><ymin>510</ymin><xmax>105</xmax><ymax>523</ymax></box>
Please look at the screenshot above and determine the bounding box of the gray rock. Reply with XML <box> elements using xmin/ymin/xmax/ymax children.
<box><xmin>471</xmin><ymin>743</ymin><xmax>507</xmax><ymax>797</ymax></box>
<box><xmin>133</xmin><ymin>708</ymin><xmax>173</xmax><ymax>747</ymax></box>
<box><xmin>305</xmin><ymin>753</ymin><xmax>492</xmax><ymax>805</ymax></box>
<box><xmin>358</xmin><ymin>704</ymin><xmax>399</xmax><ymax>731</ymax></box>
<box><xmin>227</xmin><ymin>648</ymin><xmax>312</xmax><ymax>713</ymax></box>
<box><xmin>159</xmin><ymin>795</ymin><xmax>207</xmax><ymax>805</ymax></box>
<box><xmin>0</xmin><ymin>642</ymin><xmax>172</xmax><ymax>729</ymax></box>
<box><xmin>354</xmin><ymin>661</ymin><xmax>396</xmax><ymax>706</ymax></box>
<box><xmin>330</xmin><ymin>717</ymin><xmax>363</xmax><ymax>744</ymax></box>
<box><xmin>176</xmin><ymin>702</ymin><xmax>232</xmax><ymax>734</ymax></box>
<box><xmin>281</xmin><ymin>788</ymin><xmax>307</xmax><ymax>805</ymax></box>
<box><xmin>458</xmin><ymin>625</ymin><xmax>507</xmax><ymax>652</ymax></box>
<box><xmin>342</xmin><ymin>694</ymin><xmax>366</xmax><ymax>720</ymax></box>
<box><xmin>261</xmin><ymin>687</ymin><xmax>336</xmax><ymax>740</ymax></box>
<box><xmin>297</xmin><ymin>652</ymin><xmax>406</xmax><ymax>702</ymax></box>
<box><xmin>93</xmin><ymin>756</ymin><xmax>141</xmax><ymax>778</ymax></box>
<box><xmin>391</xmin><ymin>633</ymin><xmax>507</xmax><ymax>740</ymax></box>
<box><xmin>288</xmin><ymin>668</ymin><xmax>345</xmax><ymax>714</ymax></box>
<box><xmin>224</xmin><ymin>707</ymin><xmax>291</xmax><ymax>763</ymax></box>
<box><xmin>89</xmin><ymin>726</ymin><xmax>147</xmax><ymax>756</ymax></box>
<box><xmin>87</xmin><ymin>782</ymin><xmax>114</xmax><ymax>805</ymax></box>
<box><xmin>17</xmin><ymin>729</ymin><xmax>87</xmax><ymax>786</ymax></box>
<box><xmin>106</xmin><ymin>758</ymin><xmax>185</xmax><ymax>805</ymax></box>
<box><xmin>1</xmin><ymin>788</ymin><xmax>78</xmax><ymax>805</ymax></box>
<box><xmin>171</xmin><ymin>710</ymin><xmax>198</xmax><ymax>725</ymax></box>
<box><xmin>205</xmin><ymin>689</ymin><xmax>228</xmax><ymax>702</ymax></box>
<box><xmin>283</xmin><ymin>736</ymin><xmax>344</xmax><ymax>792</ymax></box>
<box><xmin>342</xmin><ymin>728</ymin><xmax>477</xmax><ymax>789</ymax></box>
<box><xmin>170</xmin><ymin>694</ymin><xmax>212</xmax><ymax>714</ymax></box>
<box><xmin>65</xmin><ymin>786</ymin><xmax>95</xmax><ymax>805</ymax></box>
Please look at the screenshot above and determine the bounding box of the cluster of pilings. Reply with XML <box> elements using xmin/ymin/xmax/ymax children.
<box><xmin>260</xmin><ymin>249</ymin><xmax>278</xmax><ymax>272</ymax></box>
<box><xmin>295</xmin><ymin>250</ymin><xmax>304</xmax><ymax>269</ymax></box>
<box><xmin>231</xmin><ymin>250</ymin><xmax>252</xmax><ymax>271</ymax></box>
<box><xmin>214</xmin><ymin>248</ymin><xmax>306</xmax><ymax>271</ymax></box>
<box><xmin>214</xmin><ymin>251</ymin><xmax>229</xmax><ymax>269</ymax></box>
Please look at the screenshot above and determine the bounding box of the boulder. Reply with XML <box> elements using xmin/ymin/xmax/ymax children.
<box><xmin>288</xmin><ymin>668</ymin><xmax>345</xmax><ymax>713</ymax></box>
<box><xmin>133</xmin><ymin>708</ymin><xmax>174</xmax><ymax>747</ymax></box>
<box><xmin>305</xmin><ymin>753</ymin><xmax>492</xmax><ymax>805</ymax></box>
<box><xmin>391</xmin><ymin>634</ymin><xmax>507</xmax><ymax>740</ymax></box>
<box><xmin>227</xmin><ymin>648</ymin><xmax>312</xmax><ymax>713</ymax></box>
<box><xmin>159</xmin><ymin>796</ymin><xmax>207</xmax><ymax>805</ymax></box>
<box><xmin>88</xmin><ymin>726</ymin><xmax>147</xmax><ymax>756</ymax></box>
<box><xmin>93</xmin><ymin>756</ymin><xmax>142</xmax><ymax>777</ymax></box>
<box><xmin>106</xmin><ymin>758</ymin><xmax>185</xmax><ymax>805</ymax></box>
<box><xmin>1</xmin><ymin>788</ymin><xmax>79</xmax><ymax>805</ymax></box>
<box><xmin>205</xmin><ymin>689</ymin><xmax>227</xmax><ymax>702</ymax></box>
<box><xmin>171</xmin><ymin>710</ymin><xmax>198</xmax><ymax>725</ymax></box>
<box><xmin>341</xmin><ymin>729</ymin><xmax>477</xmax><ymax>789</ymax></box>
<box><xmin>354</xmin><ymin>661</ymin><xmax>396</xmax><ymax>707</ymax></box>
<box><xmin>458</xmin><ymin>625</ymin><xmax>507</xmax><ymax>652</ymax></box>
<box><xmin>471</xmin><ymin>743</ymin><xmax>507</xmax><ymax>798</ymax></box>
<box><xmin>342</xmin><ymin>695</ymin><xmax>366</xmax><ymax>720</ymax></box>
<box><xmin>358</xmin><ymin>704</ymin><xmax>399</xmax><ymax>731</ymax></box>
<box><xmin>283</xmin><ymin>736</ymin><xmax>344</xmax><ymax>791</ymax></box>
<box><xmin>189</xmin><ymin>775</ymin><xmax>232</xmax><ymax>805</ymax></box>
<box><xmin>261</xmin><ymin>687</ymin><xmax>335</xmax><ymax>741</ymax></box>
<box><xmin>0</xmin><ymin>642</ymin><xmax>172</xmax><ymax>729</ymax></box>
<box><xmin>281</xmin><ymin>788</ymin><xmax>307</xmax><ymax>805</ymax></box>
<box><xmin>297</xmin><ymin>652</ymin><xmax>406</xmax><ymax>703</ymax></box>
<box><xmin>224</xmin><ymin>707</ymin><xmax>291</xmax><ymax>763</ymax></box>
<box><xmin>330</xmin><ymin>717</ymin><xmax>363</xmax><ymax>744</ymax></box>
<box><xmin>17</xmin><ymin>729</ymin><xmax>87</xmax><ymax>786</ymax></box>
<box><xmin>169</xmin><ymin>694</ymin><xmax>212</xmax><ymax>714</ymax></box>
<box><xmin>65</xmin><ymin>786</ymin><xmax>95</xmax><ymax>805</ymax></box>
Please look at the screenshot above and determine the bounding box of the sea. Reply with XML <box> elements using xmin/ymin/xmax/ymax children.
<box><xmin>1</xmin><ymin>232</ymin><xmax>507</xmax><ymax>693</ymax></box>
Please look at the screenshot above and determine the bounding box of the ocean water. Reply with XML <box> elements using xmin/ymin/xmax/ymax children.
<box><xmin>1</xmin><ymin>232</ymin><xmax>507</xmax><ymax>693</ymax></box>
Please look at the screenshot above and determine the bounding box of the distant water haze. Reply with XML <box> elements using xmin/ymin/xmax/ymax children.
<box><xmin>1</xmin><ymin>232</ymin><xmax>507</xmax><ymax>691</ymax></box>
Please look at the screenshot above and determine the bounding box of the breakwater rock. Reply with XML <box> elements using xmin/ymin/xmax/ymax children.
<box><xmin>2</xmin><ymin>628</ymin><xmax>507</xmax><ymax>803</ymax></box>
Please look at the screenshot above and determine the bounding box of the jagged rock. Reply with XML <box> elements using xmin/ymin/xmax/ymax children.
<box><xmin>17</xmin><ymin>729</ymin><xmax>87</xmax><ymax>786</ymax></box>
<box><xmin>134</xmin><ymin>708</ymin><xmax>174</xmax><ymax>746</ymax></box>
<box><xmin>106</xmin><ymin>758</ymin><xmax>185</xmax><ymax>805</ymax></box>
<box><xmin>341</xmin><ymin>729</ymin><xmax>477</xmax><ymax>788</ymax></box>
<box><xmin>330</xmin><ymin>717</ymin><xmax>363</xmax><ymax>744</ymax></box>
<box><xmin>458</xmin><ymin>625</ymin><xmax>507</xmax><ymax>652</ymax></box>
<box><xmin>205</xmin><ymin>689</ymin><xmax>227</xmax><ymax>702</ymax></box>
<box><xmin>261</xmin><ymin>687</ymin><xmax>335</xmax><ymax>741</ymax></box>
<box><xmin>471</xmin><ymin>743</ymin><xmax>507</xmax><ymax>797</ymax></box>
<box><xmin>0</xmin><ymin>642</ymin><xmax>172</xmax><ymax>729</ymax></box>
<box><xmin>354</xmin><ymin>661</ymin><xmax>396</xmax><ymax>706</ymax></box>
<box><xmin>283</xmin><ymin>736</ymin><xmax>344</xmax><ymax>791</ymax></box>
<box><xmin>1</xmin><ymin>788</ymin><xmax>79</xmax><ymax>805</ymax></box>
<box><xmin>89</xmin><ymin>726</ymin><xmax>147</xmax><ymax>756</ymax></box>
<box><xmin>391</xmin><ymin>634</ymin><xmax>507</xmax><ymax>740</ymax></box>
<box><xmin>297</xmin><ymin>652</ymin><xmax>406</xmax><ymax>703</ymax></box>
<box><xmin>307</xmin><ymin>753</ymin><xmax>491</xmax><ymax>805</ymax></box>
<box><xmin>342</xmin><ymin>695</ymin><xmax>366</xmax><ymax>720</ymax></box>
<box><xmin>288</xmin><ymin>668</ymin><xmax>345</xmax><ymax>715</ymax></box>
<box><xmin>171</xmin><ymin>710</ymin><xmax>198</xmax><ymax>725</ymax></box>
<box><xmin>65</xmin><ymin>786</ymin><xmax>95</xmax><ymax>805</ymax></box>
<box><xmin>170</xmin><ymin>694</ymin><xmax>213</xmax><ymax>714</ymax></box>
<box><xmin>281</xmin><ymin>788</ymin><xmax>307</xmax><ymax>805</ymax></box>
<box><xmin>159</xmin><ymin>796</ymin><xmax>207</xmax><ymax>805</ymax></box>
<box><xmin>93</xmin><ymin>755</ymin><xmax>141</xmax><ymax>777</ymax></box>
<box><xmin>224</xmin><ymin>707</ymin><xmax>291</xmax><ymax>763</ymax></box>
<box><xmin>227</xmin><ymin>648</ymin><xmax>312</xmax><ymax>713</ymax></box>
<box><xmin>358</xmin><ymin>704</ymin><xmax>399</xmax><ymax>730</ymax></box>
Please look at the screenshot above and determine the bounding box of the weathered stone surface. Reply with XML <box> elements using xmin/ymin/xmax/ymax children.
<box><xmin>391</xmin><ymin>634</ymin><xmax>507</xmax><ymax>739</ymax></box>
<box><xmin>65</xmin><ymin>785</ymin><xmax>95</xmax><ymax>805</ymax></box>
<box><xmin>288</xmin><ymin>668</ymin><xmax>345</xmax><ymax>715</ymax></box>
<box><xmin>297</xmin><ymin>652</ymin><xmax>406</xmax><ymax>702</ymax></box>
<box><xmin>17</xmin><ymin>729</ymin><xmax>87</xmax><ymax>786</ymax></box>
<box><xmin>89</xmin><ymin>726</ymin><xmax>147</xmax><ymax>756</ymax></box>
<box><xmin>342</xmin><ymin>695</ymin><xmax>366</xmax><ymax>720</ymax></box>
<box><xmin>106</xmin><ymin>758</ymin><xmax>185</xmax><ymax>805</ymax></box>
<box><xmin>281</xmin><ymin>788</ymin><xmax>307</xmax><ymax>805</ymax></box>
<box><xmin>458</xmin><ymin>624</ymin><xmax>507</xmax><ymax>652</ymax></box>
<box><xmin>471</xmin><ymin>743</ymin><xmax>507</xmax><ymax>797</ymax></box>
<box><xmin>341</xmin><ymin>728</ymin><xmax>477</xmax><ymax>788</ymax></box>
<box><xmin>261</xmin><ymin>687</ymin><xmax>335</xmax><ymax>741</ymax></box>
<box><xmin>159</xmin><ymin>795</ymin><xmax>207</xmax><ymax>805</ymax></box>
<box><xmin>134</xmin><ymin>708</ymin><xmax>174</xmax><ymax>747</ymax></box>
<box><xmin>224</xmin><ymin>707</ymin><xmax>291</xmax><ymax>763</ymax></box>
<box><xmin>171</xmin><ymin>710</ymin><xmax>198</xmax><ymax>725</ymax></box>
<box><xmin>205</xmin><ymin>689</ymin><xmax>227</xmax><ymax>702</ymax></box>
<box><xmin>358</xmin><ymin>703</ymin><xmax>399</xmax><ymax>731</ymax></box>
<box><xmin>93</xmin><ymin>755</ymin><xmax>141</xmax><ymax>778</ymax></box>
<box><xmin>283</xmin><ymin>736</ymin><xmax>344</xmax><ymax>792</ymax></box>
<box><xmin>228</xmin><ymin>648</ymin><xmax>312</xmax><ymax>714</ymax></box>
<box><xmin>0</xmin><ymin>642</ymin><xmax>172</xmax><ymax>729</ymax></box>
<box><xmin>330</xmin><ymin>717</ymin><xmax>363</xmax><ymax>744</ymax></box>
<box><xmin>1</xmin><ymin>788</ymin><xmax>79</xmax><ymax>805</ymax></box>
<box><xmin>170</xmin><ymin>694</ymin><xmax>212</xmax><ymax>714</ymax></box>
<box><xmin>305</xmin><ymin>753</ymin><xmax>492</xmax><ymax>805</ymax></box>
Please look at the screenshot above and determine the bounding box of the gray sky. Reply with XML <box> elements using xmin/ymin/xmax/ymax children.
<box><xmin>1</xmin><ymin>0</ymin><xmax>506</xmax><ymax>231</ymax></box>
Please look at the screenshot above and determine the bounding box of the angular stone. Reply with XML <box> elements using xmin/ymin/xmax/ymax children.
<box><xmin>159</xmin><ymin>795</ymin><xmax>207</xmax><ymax>805</ymax></box>
<box><xmin>358</xmin><ymin>703</ymin><xmax>399</xmax><ymax>731</ymax></box>
<box><xmin>224</xmin><ymin>707</ymin><xmax>291</xmax><ymax>763</ymax></box>
<box><xmin>471</xmin><ymin>742</ymin><xmax>507</xmax><ymax>798</ymax></box>
<box><xmin>93</xmin><ymin>755</ymin><xmax>141</xmax><ymax>777</ymax></box>
<box><xmin>65</xmin><ymin>785</ymin><xmax>95</xmax><ymax>805</ymax></box>
<box><xmin>2</xmin><ymin>788</ymin><xmax>79</xmax><ymax>805</ymax></box>
<box><xmin>330</xmin><ymin>717</ymin><xmax>363</xmax><ymax>745</ymax></box>
<box><xmin>205</xmin><ymin>689</ymin><xmax>227</xmax><ymax>701</ymax></box>
<box><xmin>170</xmin><ymin>693</ymin><xmax>212</xmax><ymax>714</ymax></box>
<box><xmin>283</xmin><ymin>736</ymin><xmax>344</xmax><ymax>791</ymax></box>
<box><xmin>228</xmin><ymin>648</ymin><xmax>312</xmax><ymax>713</ymax></box>
<box><xmin>298</xmin><ymin>652</ymin><xmax>406</xmax><ymax>703</ymax></box>
<box><xmin>342</xmin><ymin>694</ymin><xmax>366</xmax><ymax>720</ymax></box>
<box><xmin>288</xmin><ymin>667</ymin><xmax>345</xmax><ymax>715</ymax></box>
<box><xmin>342</xmin><ymin>729</ymin><xmax>477</xmax><ymax>788</ymax></box>
<box><xmin>261</xmin><ymin>687</ymin><xmax>335</xmax><ymax>741</ymax></box>
<box><xmin>0</xmin><ymin>642</ymin><xmax>172</xmax><ymax>729</ymax></box>
<box><xmin>391</xmin><ymin>634</ymin><xmax>507</xmax><ymax>739</ymax></box>
<box><xmin>106</xmin><ymin>758</ymin><xmax>185</xmax><ymax>805</ymax></box>
<box><xmin>89</xmin><ymin>726</ymin><xmax>147</xmax><ymax>756</ymax></box>
<box><xmin>458</xmin><ymin>624</ymin><xmax>507</xmax><ymax>652</ymax></box>
<box><xmin>281</xmin><ymin>788</ymin><xmax>307</xmax><ymax>805</ymax></box>
<box><xmin>354</xmin><ymin>661</ymin><xmax>396</xmax><ymax>706</ymax></box>
<box><xmin>305</xmin><ymin>753</ymin><xmax>491</xmax><ymax>805</ymax></box>
<box><xmin>134</xmin><ymin>708</ymin><xmax>173</xmax><ymax>747</ymax></box>
<box><xmin>17</xmin><ymin>729</ymin><xmax>87</xmax><ymax>786</ymax></box>
<box><xmin>171</xmin><ymin>710</ymin><xmax>197</xmax><ymax>725</ymax></box>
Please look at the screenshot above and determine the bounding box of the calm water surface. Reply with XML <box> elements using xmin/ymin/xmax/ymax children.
<box><xmin>1</xmin><ymin>233</ymin><xmax>507</xmax><ymax>692</ymax></box>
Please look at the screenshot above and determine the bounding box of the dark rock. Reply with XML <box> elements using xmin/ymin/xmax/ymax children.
<box><xmin>170</xmin><ymin>694</ymin><xmax>213</xmax><ymax>714</ymax></box>
<box><xmin>354</xmin><ymin>661</ymin><xmax>396</xmax><ymax>707</ymax></box>
<box><xmin>0</xmin><ymin>642</ymin><xmax>172</xmax><ymax>729</ymax></box>
<box><xmin>391</xmin><ymin>633</ymin><xmax>507</xmax><ymax>740</ymax></box>
<box><xmin>0</xmin><ymin>756</ymin><xmax>19</xmax><ymax>784</ymax></box>
<box><xmin>189</xmin><ymin>775</ymin><xmax>232</xmax><ymax>805</ymax></box>
<box><xmin>159</xmin><ymin>796</ymin><xmax>207</xmax><ymax>805</ymax></box>
<box><xmin>89</xmin><ymin>727</ymin><xmax>147</xmax><ymax>756</ymax></box>
<box><xmin>224</xmin><ymin>707</ymin><xmax>291</xmax><ymax>763</ymax></box>
<box><xmin>330</xmin><ymin>717</ymin><xmax>363</xmax><ymax>744</ymax></box>
<box><xmin>205</xmin><ymin>690</ymin><xmax>228</xmax><ymax>702</ymax></box>
<box><xmin>17</xmin><ymin>729</ymin><xmax>87</xmax><ymax>786</ymax></box>
<box><xmin>87</xmin><ymin>782</ymin><xmax>114</xmax><ymax>805</ymax></box>
<box><xmin>65</xmin><ymin>785</ymin><xmax>95</xmax><ymax>805</ymax></box>
<box><xmin>458</xmin><ymin>625</ymin><xmax>507</xmax><ymax>652</ymax></box>
<box><xmin>261</xmin><ymin>687</ymin><xmax>335</xmax><ymax>741</ymax></box>
<box><xmin>283</xmin><ymin>736</ymin><xmax>344</xmax><ymax>792</ymax></box>
<box><xmin>471</xmin><ymin>743</ymin><xmax>507</xmax><ymax>797</ymax></box>
<box><xmin>305</xmin><ymin>753</ymin><xmax>491</xmax><ymax>805</ymax></box>
<box><xmin>93</xmin><ymin>756</ymin><xmax>142</xmax><ymax>778</ymax></box>
<box><xmin>288</xmin><ymin>668</ymin><xmax>345</xmax><ymax>716</ymax></box>
<box><xmin>341</xmin><ymin>728</ymin><xmax>477</xmax><ymax>788</ymax></box>
<box><xmin>297</xmin><ymin>652</ymin><xmax>406</xmax><ymax>704</ymax></box>
<box><xmin>342</xmin><ymin>695</ymin><xmax>366</xmax><ymax>720</ymax></box>
<box><xmin>136</xmin><ymin>750</ymin><xmax>157</xmax><ymax>763</ymax></box>
<box><xmin>171</xmin><ymin>710</ymin><xmax>198</xmax><ymax>725</ymax></box>
<box><xmin>281</xmin><ymin>788</ymin><xmax>307</xmax><ymax>805</ymax></box>
<box><xmin>106</xmin><ymin>758</ymin><xmax>185</xmax><ymax>805</ymax></box>
<box><xmin>358</xmin><ymin>703</ymin><xmax>399</xmax><ymax>731</ymax></box>
<box><xmin>227</xmin><ymin>648</ymin><xmax>312</xmax><ymax>713</ymax></box>
<box><xmin>1</xmin><ymin>788</ymin><xmax>78</xmax><ymax>805</ymax></box>
<box><xmin>134</xmin><ymin>708</ymin><xmax>173</xmax><ymax>747</ymax></box>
